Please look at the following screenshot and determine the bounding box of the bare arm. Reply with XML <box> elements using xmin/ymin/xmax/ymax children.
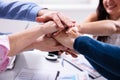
<box><xmin>70</xmin><ymin>20</ymin><xmax>120</xmax><ymax>36</ymax></box>
<box><xmin>8</xmin><ymin>21</ymin><xmax>58</xmax><ymax>56</ymax></box>
<box><xmin>19</xmin><ymin>35</ymin><xmax>66</xmax><ymax>53</ymax></box>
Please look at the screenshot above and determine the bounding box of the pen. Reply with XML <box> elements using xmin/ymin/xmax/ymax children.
<box><xmin>55</xmin><ymin>71</ymin><xmax>60</xmax><ymax>80</ymax></box>
<box><xmin>61</xmin><ymin>58</ymin><xmax>64</xmax><ymax>67</ymax></box>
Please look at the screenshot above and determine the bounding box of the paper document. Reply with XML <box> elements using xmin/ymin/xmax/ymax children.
<box><xmin>15</xmin><ymin>67</ymin><xmax>89</xmax><ymax>80</ymax></box>
<box><xmin>15</xmin><ymin>68</ymin><xmax>57</xmax><ymax>80</ymax></box>
<box><xmin>62</xmin><ymin>54</ymin><xmax>101</xmax><ymax>79</ymax></box>
<box><xmin>58</xmin><ymin>72</ymin><xmax>89</xmax><ymax>80</ymax></box>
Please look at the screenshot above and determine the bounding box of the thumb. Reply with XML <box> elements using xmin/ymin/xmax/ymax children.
<box><xmin>36</xmin><ymin>16</ymin><xmax>47</xmax><ymax>22</ymax></box>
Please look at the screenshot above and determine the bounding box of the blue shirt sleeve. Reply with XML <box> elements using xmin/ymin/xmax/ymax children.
<box><xmin>0</xmin><ymin>0</ymin><xmax>42</xmax><ymax>21</ymax></box>
<box><xmin>73</xmin><ymin>36</ymin><xmax>120</xmax><ymax>78</ymax></box>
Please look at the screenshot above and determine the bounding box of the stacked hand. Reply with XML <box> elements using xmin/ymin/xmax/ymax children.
<box><xmin>33</xmin><ymin>9</ymin><xmax>81</xmax><ymax>58</ymax></box>
<box><xmin>37</xmin><ymin>9</ymin><xmax>75</xmax><ymax>29</ymax></box>
<box><xmin>53</xmin><ymin>26</ymin><xmax>81</xmax><ymax>58</ymax></box>
<box><xmin>31</xmin><ymin>22</ymin><xmax>81</xmax><ymax>58</ymax></box>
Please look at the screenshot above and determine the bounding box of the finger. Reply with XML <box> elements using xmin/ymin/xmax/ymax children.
<box><xmin>37</xmin><ymin>13</ymin><xmax>65</xmax><ymax>29</ymax></box>
<box><xmin>58</xmin><ymin>50</ymin><xmax>64</xmax><ymax>55</ymax></box>
<box><xmin>36</xmin><ymin>16</ymin><xmax>49</xmax><ymax>22</ymax></box>
<box><xmin>65</xmin><ymin>49</ymin><xmax>78</xmax><ymax>58</ymax></box>
<box><xmin>64</xmin><ymin>51</ymin><xmax>69</xmax><ymax>55</ymax></box>
<box><xmin>46</xmin><ymin>34</ymin><xmax>53</xmax><ymax>38</ymax></box>
<box><xmin>53</xmin><ymin>29</ymin><xmax>63</xmax><ymax>36</ymax></box>
<box><xmin>66</xmin><ymin>27</ymin><xmax>73</xmax><ymax>33</ymax></box>
<box><xmin>64</xmin><ymin>50</ymin><xmax>73</xmax><ymax>55</ymax></box>
<box><xmin>68</xmin><ymin>52</ymin><xmax>78</xmax><ymax>58</ymax></box>
<box><xmin>52</xmin><ymin>46</ymin><xmax>66</xmax><ymax>51</ymax></box>
<box><xmin>71</xmin><ymin>53</ymin><xmax>78</xmax><ymax>58</ymax></box>
<box><xmin>52</xmin><ymin>14</ymin><xmax>64</xmax><ymax>29</ymax></box>
<box><xmin>57</xmin><ymin>12</ymin><xmax>76</xmax><ymax>27</ymax></box>
<box><xmin>66</xmin><ymin>29</ymin><xmax>76</xmax><ymax>37</ymax></box>
<box><xmin>72</xmin><ymin>20</ymin><xmax>76</xmax><ymax>23</ymax></box>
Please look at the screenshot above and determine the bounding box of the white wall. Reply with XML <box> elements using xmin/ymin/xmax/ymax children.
<box><xmin>0</xmin><ymin>19</ymin><xmax>28</xmax><ymax>33</ymax></box>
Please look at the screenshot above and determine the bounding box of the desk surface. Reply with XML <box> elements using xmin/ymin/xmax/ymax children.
<box><xmin>0</xmin><ymin>50</ymin><xmax>107</xmax><ymax>80</ymax></box>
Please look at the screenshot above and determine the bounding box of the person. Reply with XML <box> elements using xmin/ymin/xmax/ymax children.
<box><xmin>54</xmin><ymin>0</ymin><xmax>120</xmax><ymax>79</ymax></box>
<box><xmin>0</xmin><ymin>0</ymin><xmax>75</xmax><ymax>28</ymax></box>
<box><xmin>57</xmin><ymin>0</ymin><xmax>120</xmax><ymax>56</ymax></box>
<box><xmin>0</xmin><ymin>0</ymin><xmax>75</xmax><ymax>72</ymax></box>
<box><xmin>54</xmin><ymin>27</ymin><xmax>120</xmax><ymax>80</ymax></box>
<box><xmin>82</xmin><ymin>0</ymin><xmax>120</xmax><ymax>46</ymax></box>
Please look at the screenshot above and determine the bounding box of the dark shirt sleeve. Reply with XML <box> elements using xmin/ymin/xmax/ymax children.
<box><xmin>0</xmin><ymin>0</ymin><xmax>42</xmax><ymax>21</ymax></box>
<box><xmin>73</xmin><ymin>36</ymin><xmax>120</xmax><ymax>78</ymax></box>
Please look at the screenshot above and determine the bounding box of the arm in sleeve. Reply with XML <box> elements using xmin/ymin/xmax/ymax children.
<box><xmin>0</xmin><ymin>0</ymin><xmax>42</xmax><ymax>21</ymax></box>
<box><xmin>73</xmin><ymin>36</ymin><xmax>120</xmax><ymax>77</ymax></box>
<box><xmin>0</xmin><ymin>35</ymin><xmax>10</xmax><ymax>73</ymax></box>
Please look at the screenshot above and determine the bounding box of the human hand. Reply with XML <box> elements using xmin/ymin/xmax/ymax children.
<box><xmin>53</xmin><ymin>27</ymin><xmax>82</xmax><ymax>58</ymax></box>
<box><xmin>40</xmin><ymin>21</ymin><xmax>58</xmax><ymax>34</ymax></box>
<box><xmin>67</xmin><ymin>24</ymin><xmax>81</xmax><ymax>34</ymax></box>
<box><xmin>32</xmin><ymin>35</ymin><xmax>67</xmax><ymax>52</ymax></box>
<box><xmin>58</xmin><ymin>48</ymin><xmax>78</xmax><ymax>58</ymax></box>
<box><xmin>36</xmin><ymin>9</ymin><xmax>75</xmax><ymax>29</ymax></box>
<box><xmin>53</xmin><ymin>28</ymin><xmax>80</xmax><ymax>49</ymax></box>
<box><xmin>65</xmin><ymin>48</ymin><xmax>79</xmax><ymax>58</ymax></box>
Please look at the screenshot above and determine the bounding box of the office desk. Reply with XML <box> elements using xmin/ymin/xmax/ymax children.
<box><xmin>0</xmin><ymin>50</ymin><xmax>107</xmax><ymax>80</ymax></box>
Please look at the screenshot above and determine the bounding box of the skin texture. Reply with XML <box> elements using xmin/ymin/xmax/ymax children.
<box><xmin>23</xmin><ymin>35</ymin><xmax>66</xmax><ymax>52</ymax></box>
<box><xmin>37</xmin><ymin>9</ymin><xmax>75</xmax><ymax>29</ymax></box>
<box><xmin>67</xmin><ymin>20</ymin><xmax>120</xmax><ymax>36</ymax></box>
<box><xmin>54</xmin><ymin>29</ymin><xmax>80</xmax><ymax>58</ymax></box>
<box><xmin>8</xmin><ymin>21</ymin><xmax>65</xmax><ymax>56</ymax></box>
<box><xmin>54</xmin><ymin>29</ymin><xmax>79</xmax><ymax>49</ymax></box>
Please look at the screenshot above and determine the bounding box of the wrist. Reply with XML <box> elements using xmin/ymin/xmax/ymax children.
<box><xmin>76</xmin><ymin>24</ymin><xmax>81</xmax><ymax>33</ymax></box>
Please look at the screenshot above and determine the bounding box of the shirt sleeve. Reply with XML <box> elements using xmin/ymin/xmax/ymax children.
<box><xmin>0</xmin><ymin>0</ymin><xmax>42</xmax><ymax>21</ymax></box>
<box><xmin>73</xmin><ymin>36</ymin><xmax>120</xmax><ymax>76</ymax></box>
<box><xmin>0</xmin><ymin>35</ymin><xmax>10</xmax><ymax>73</ymax></box>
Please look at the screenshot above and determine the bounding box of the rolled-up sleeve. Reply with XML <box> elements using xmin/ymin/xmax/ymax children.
<box><xmin>0</xmin><ymin>35</ymin><xmax>10</xmax><ymax>73</ymax></box>
<box><xmin>0</xmin><ymin>0</ymin><xmax>42</xmax><ymax>21</ymax></box>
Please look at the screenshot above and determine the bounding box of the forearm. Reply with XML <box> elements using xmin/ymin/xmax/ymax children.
<box><xmin>74</xmin><ymin>36</ymin><xmax>120</xmax><ymax>75</ymax></box>
<box><xmin>8</xmin><ymin>21</ymin><xmax>57</xmax><ymax>56</ymax></box>
<box><xmin>0</xmin><ymin>0</ymin><xmax>42</xmax><ymax>21</ymax></box>
<box><xmin>16</xmin><ymin>43</ymin><xmax>35</xmax><ymax>54</ymax></box>
<box><xmin>8</xmin><ymin>25</ymin><xmax>44</xmax><ymax>56</ymax></box>
<box><xmin>77</xmin><ymin>20</ymin><xmax>120</xmax><ymax>36</ymax></box>
<box><xmin>15</xmin><ymin>36</ymin><xmax>43</xmax><ymax>53</ymax></box>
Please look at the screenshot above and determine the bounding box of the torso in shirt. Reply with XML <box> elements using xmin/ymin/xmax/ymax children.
<box><xmin>105</xmin><ymin>18</ymin><xmax>120</xmax><ymax>46</ymax></box>
<box><xmin>105</xmin><ymin>34</ymin><xmax>120</xmax><ymax>46</ymax></box>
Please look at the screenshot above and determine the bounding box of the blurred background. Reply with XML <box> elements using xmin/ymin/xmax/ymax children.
<box><xmin>0</xmin><ymin>0</ymin><xmax>99</xmax><ymax>33</ymax></box>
